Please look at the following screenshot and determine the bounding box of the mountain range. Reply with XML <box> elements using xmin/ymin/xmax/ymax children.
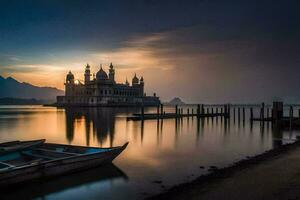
<box><xmin>0</xmin><ymin>76</ymin><xmax>64</xmax><ymax>101</ymax></box>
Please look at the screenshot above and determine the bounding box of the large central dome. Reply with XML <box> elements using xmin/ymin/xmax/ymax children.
<box><xmin>96</xmin><ymin>66</ymin><xmax>108</xmax><ymax>80</ymax></box>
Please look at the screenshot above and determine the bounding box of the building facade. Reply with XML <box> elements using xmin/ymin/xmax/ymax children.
<box><xmin>57</xmin><ymin>63</ymin><xmax>160</xmax><ymax>106</ymax></box>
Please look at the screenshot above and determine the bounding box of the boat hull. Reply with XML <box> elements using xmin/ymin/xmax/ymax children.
<box><xmin>0</xmin><ymin>142</ymin><xmax>128</xmax><ymax>187</ymax></box>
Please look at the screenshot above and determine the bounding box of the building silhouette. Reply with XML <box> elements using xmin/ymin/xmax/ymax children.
<box><xmin>57</xmin><ymin>63</ymin><xmax>160</xmax><ymax>106</ymax></box>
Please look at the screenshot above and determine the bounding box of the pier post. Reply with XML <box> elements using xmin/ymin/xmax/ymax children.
<box><xmin>272</xmin><ymin>102</ymin><xmax>283</xmax><ymax>123</ymax></box>
<box><xmin>187</xmin><ymin>108</ymin><xmax>190</xmax><ymax>116</ymax></box>
<box><xmin>290</xmin><ymin>106</ymin><xmax>293</xmax><ymax>129</ymax></box>
<box><xmin>227</xmin><ymin>104</ymin><xmax>230</xmax><ymax>118</ymax></box>
<box><xmin>207</xmin><ymin>107</ymin><xmax>209</xmax><ymax>115</ymax></box>
<box><xmin>233</xmin><ymin>107</ymin><xmax>236</xmax><ymax>120</ymax></box>
<box><xmin>238</xmin><ymin>107</ymin><xmax>241</xmax><ymax>121</ymax></box>
<box><xmin>160</xmin><ymin>104</ymin><xmax>164</xmax><ymax>116</ymax></box>
<box><xmin>267</xmin><ymin>108</ymin><xmax>270</xmax><ymax>119</ymax></box>
<box><xmin>220</xmin><ymin>107</ymin><xmax>223</xmax><ymax>115</ymax></box>
<box><xmin>181</xmin><ymin>108</ymin><xmax>183</xmax><ymax>117</ymax></box>
<box><xmin>250</xmin><ymin>107</ymin><xmax>253</xmax><ymax>121</ymax></box>
<box><xmin>157</xmin><ymin>105</ymin><xmax>160</xmax><ymax>119</ymax></box>
<box><xmin>197</xmin><ymin>104</ymin><xmax>200</xmax><ymax>117</ymax></box>
<box><xmin>242</xmin><ymin>107</ymin><xmax>245</xmax><ymax>122</ymax></box>
<box><xmin>201</xmin><ymin>104</ymin><xmax>205</xmax><ymax>114</ymax></box>
<box><xmin>141</xmin><ymin>105</ymin><xmax>144</xmax><ymax>120</ymax></box>
<box><xmin>211</xmin><ymin>107</ymin><xmax>214</xmax><ymax>115</ymax></box>
<box><xmin>216</xmin><ymin>107</ymin><xmax>219</xmax><ymax>114</ymax></box>
<box><xmin>261</xmin><ymin>102</ymin><xmax>265</xmax><ymax>120</ymax></box>
<box><xmin>175</xmin><ymin>105</ymin><xmax>178</xmax><ymax>116</ymax></box>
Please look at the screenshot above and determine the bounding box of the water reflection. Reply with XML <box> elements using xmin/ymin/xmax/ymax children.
<box><xmin>1</xmin><ymin>164</ymin><xmax>128</xmax><ymax>200</ymax></box>
<box><xmin>1</xmin><ymin>106</ymin><xmax>300</xmax><ymax>200</ymax></box>
<box><xmin>65</xmin><ymin>108</ymin><xmax>118</xmax><ymax>146</ymax></box>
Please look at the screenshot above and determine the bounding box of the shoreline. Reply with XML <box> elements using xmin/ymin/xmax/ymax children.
<box><xmin>148</xmin><ymin>139</ymin><xmax>300</xmax><ymax>200</ymax></box>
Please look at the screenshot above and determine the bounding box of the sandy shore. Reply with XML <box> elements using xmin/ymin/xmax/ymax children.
<box><xmin>149</xmin><ymin>140</ymin><xmax>300</xmax><ymax>200</ymax></box>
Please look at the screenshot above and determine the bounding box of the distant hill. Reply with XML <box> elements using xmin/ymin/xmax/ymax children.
<box><xmin>0</xmin><ymin>98</ymin><xmax>46</xmax><ymax>105</ymax></box>
<box><xmin>0</xmin><ymin>76</ymin><xmax>64</xmax><ymax>101</ymax></box>
<box><xmin>166</xmin><ymin>97</ymin><xmax>185</xmax><ymax>105</ymax></box>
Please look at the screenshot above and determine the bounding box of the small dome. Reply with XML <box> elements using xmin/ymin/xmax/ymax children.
<box><xmin>96</xmin><ymin>65</ymin><xmax>108</xmax><ymax>80</ymax></box>
<box><xmin>140</xmin><ymin>76</ymin><xmax>144</xmax><ymax>82</ymax></box>
<box><xmin>132</xmin><ymin>73</ymin><xmax>139</xmax><ymax>84</ymax></box>
<box><xmin>66</xmin><ymin>71</ymin><xmax>74</xmax><ymax>81</ymax></box>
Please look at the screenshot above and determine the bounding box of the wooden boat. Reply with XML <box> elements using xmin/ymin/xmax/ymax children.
<box><xmin>0</xmin><ymin>139</ymin><xmax>45</xmax><ymax>155</ymax></box>
<box><xmin>0</xmin><ymin>141</ymin><xmax>128</xmax><ymax>187</ymax></box>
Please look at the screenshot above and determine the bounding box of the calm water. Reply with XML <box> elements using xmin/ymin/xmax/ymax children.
<box><xmin>0</xmin><ymin>105</ymin><xmax>299</xmax><ymax>200</ymax></box>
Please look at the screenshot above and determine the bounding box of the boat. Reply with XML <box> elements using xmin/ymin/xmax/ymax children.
<box><xmin>0</xmin><ymin>139</ymin><xmax>45</xmax><ymax>155</ymax></box>
<box><xmin>0</xmin><ymin>141</ymin><xmax>128</xmax><ymax>187</ymax></box>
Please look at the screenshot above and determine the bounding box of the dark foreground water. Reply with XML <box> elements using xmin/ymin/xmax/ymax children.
<box><xmin>0</xmin><ymin>105</ymin><xmax>299</xmax><ymax>200</ymax></box>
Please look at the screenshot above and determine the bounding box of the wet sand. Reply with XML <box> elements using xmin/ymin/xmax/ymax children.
<box><xmin>149</xmin><ymin>141</ymin><xmax>300</xmax><ymax>200</ymax></box>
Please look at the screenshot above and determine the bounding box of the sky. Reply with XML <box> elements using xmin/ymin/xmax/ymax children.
<box><xmin>0</xmin><ymin>0</ymin><xmax>300</xmax><ymax>103</ymax></box>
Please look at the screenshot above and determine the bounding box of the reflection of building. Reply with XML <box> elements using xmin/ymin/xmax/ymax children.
<box><xmin>65</xmin><ymin>108</ymin><xmax>119</xmax><ymax>146</ymax></box>
<box><xmin>57</xmin><ymin>63</ymin><xmax>160</xmax><ymax>106</ymax></box>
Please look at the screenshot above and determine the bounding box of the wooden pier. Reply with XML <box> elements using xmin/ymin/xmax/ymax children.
<box><xmin>127</xmin><ymin>104</ymin><xmax>230</xmax><ymax>121</ymax></box>
<box><xmin>127</xmin><ymin>101</ymin><xmax>300</xmax><ymax>130</ymax></box>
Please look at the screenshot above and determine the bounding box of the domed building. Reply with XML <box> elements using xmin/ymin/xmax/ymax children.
<box><xmin>57</xmin><ymin>63</ymin><xmax>160</xmax><ymax>106</ymax></box>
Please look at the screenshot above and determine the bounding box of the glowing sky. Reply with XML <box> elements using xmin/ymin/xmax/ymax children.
<box><xmin>0</xmin><ymin>0</ymin><xmax>300</xmax><ymax>103</ymax></box>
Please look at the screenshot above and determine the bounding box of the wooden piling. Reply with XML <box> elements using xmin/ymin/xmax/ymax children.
<box><xmin>141</xmin><ymin>105</ymin><xmax>144</xmax><ymax>120</ymax></box>
<box><xmin>197</xmin><ymin>104</ymin><xmax>200</xmax><ymax>117</ymax></box>
<box><xmin>290</xmin><ymin>106</ymin><xmax>293</xmax><ymax>129</ymax></box>
<box><xmin>160</xmin><ymin>104</ymin><xmax>164</xmax><ymax>116</ymax></box>
<box><xmin>211</xmin><ymin>107</ymin><xmax>214</xmax><ymax>115</ymax></box>
<box><xmin>238</xmin><ymin>107</ymin><xmax>241</xmax><ymax>121</ymax></box>
<box><xmin>272</xmin><ymin>102</ymin><xmax>283</xmax><ymax>122</ymax></box>
<box><xmin>157</xmin><ymin>105</ymin><xmax>160</xmax><ymax>119</ymax></box>
<box><xmin>267</xmin><ymin>108</ymin><xmax>269</xmax><ymax>119</ymax></box>
<box><xmin>175</xmin><ymin>105</ymin><xmax>178</xmax><ymax>116</ymax></box>
<box><xmin>233</xmin><ymin>107</ymin><xmax>236</xmax><ymax>120</ymax></box>
<box><xmin>261</xmin><ymin>102</ymin><xmax>265</xmax><ymax>120</ymax></box>
<box><xmin>242</xmin><ymin>107</ymin><xmax>245</xmax><ymax>122</ymax></box>
<box><xmin>187</xmin><ymin>108</ymin><xmax>190</xmax><ymax>116</ymax></box>
<box><xmin>250</xmin><ymin>107</ymin><xmax>253</xmax><ymax>121</ymax></box>
<box><xmin>207</xmin><ymin>107</ymin><xmax>209</xmax><ymax>114</ymax></box>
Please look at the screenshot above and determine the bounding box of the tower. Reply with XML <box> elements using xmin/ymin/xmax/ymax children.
<box><xmin>84</xmin><ymin>63</ymin><xmax>91</xmax><ymax>84</ymax></box>
<box><xmin>132</xmin><ymin>73</ymin><xmax>139</xmax><ymax>86</ymax></box>
<box><xmin>65</xmin><ymin>71</ymin><xmax>75</xmax><ymax>96</ymax></box>
<box><xmin>140</xmin><ymin>76</ymin><xmax>144</xmax><ymax>96</ymax></box>
<box><xmin>109</xmin><ymin>62</ymin><xmax>115</xmax><ymax>83</ymax></box>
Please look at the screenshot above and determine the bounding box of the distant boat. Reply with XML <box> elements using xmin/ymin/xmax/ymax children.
<box><xmin>0</xmin><ymin>139</ymin><xmax>45</xmax><ymax>155</ymax></box>
<box><xmin>0</xmin><ymin>141</ymin><xmax>128</xmax><ymax>187</ymax></box>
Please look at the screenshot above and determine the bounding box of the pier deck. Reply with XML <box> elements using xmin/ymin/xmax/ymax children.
<box><xmin>127</xmin><ymin>112</ymin><xmax>227</xmax><ymax>121</ymax></box>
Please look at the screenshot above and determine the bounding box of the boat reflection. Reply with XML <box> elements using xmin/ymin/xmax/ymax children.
<box><xmin>1</xmin><ymin>164</ymin><xmax>128</xmax><ymax>200</ymax></box>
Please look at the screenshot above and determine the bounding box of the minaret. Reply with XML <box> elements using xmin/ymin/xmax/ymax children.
<box><xmin>140</xmin><ymin>76</ymin><xmax>144</xmax><ymax>96</ymax></box>
<box><xmin>84</xmin><ymin>63</ymin><xmax>91</xmax><ymax>84</ymax></box>
<box><xmin>109</xmin><ymin>62</ymin><xmax>115</xmax><ymax>83</ymax></box>
<box><xmin>132</xmin><ymin>73</ymin><xmax>139</xmax><ymax>86</ymax></box>
<box><xmin>65</xmin><ymin>71</ymin><xmax>75</xmax><ymax>96</ymax></box>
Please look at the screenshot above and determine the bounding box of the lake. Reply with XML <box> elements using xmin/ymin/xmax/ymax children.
<box><xmin>0</xmin><ymin>105</ymin><xmax>299</xmax><ymax>200</ymax></box>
